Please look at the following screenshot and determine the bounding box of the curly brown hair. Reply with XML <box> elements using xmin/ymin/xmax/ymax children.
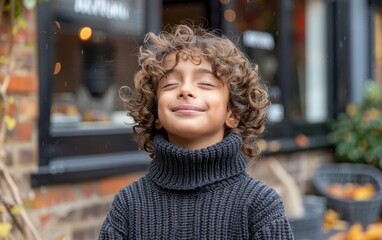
<box><xmin>122</xmin><ymin>24</ymin><xmax>269</xmax><ymax>161</ymax></box>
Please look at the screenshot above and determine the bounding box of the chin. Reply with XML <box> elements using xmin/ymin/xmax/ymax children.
<box><xmin>173</xmin><ymin>131</ymin><xmax>205</xmax><ymax>139</ymax></box>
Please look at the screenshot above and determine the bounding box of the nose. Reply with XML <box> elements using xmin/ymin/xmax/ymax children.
<box><xmin>177</xmin><ymin>82</ymin><xmax>196</xmax><ymax>99</ymax></box>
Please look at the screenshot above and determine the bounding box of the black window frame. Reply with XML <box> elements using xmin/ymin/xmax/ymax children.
<box><xmin>32</xmin><ymin>0</ymin><xmax>161</xmax><ymax>186</ymax></box>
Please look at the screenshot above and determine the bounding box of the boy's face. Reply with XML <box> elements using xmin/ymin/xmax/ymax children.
<box><xmin>156</xmin><ymin>53</ymin><xmax>236</xmax><ymax>150</ymax></box>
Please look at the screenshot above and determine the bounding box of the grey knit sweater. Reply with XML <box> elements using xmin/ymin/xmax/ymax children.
<box><xmin>99</xmin><ymin>134</ymin><xmax>294</xmax><ymax>239</ymax></box>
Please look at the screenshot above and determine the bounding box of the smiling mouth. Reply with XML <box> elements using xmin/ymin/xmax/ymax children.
<box><xmin>171</xmin><ymin>105</ymin><xmax>205</xmax><ymax>112</ymax></box>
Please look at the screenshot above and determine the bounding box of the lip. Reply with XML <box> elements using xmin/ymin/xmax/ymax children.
<box><xmin>171</xmin><ymin>105</ymin><xmax>206</xmax><ymax>113</ymax></box>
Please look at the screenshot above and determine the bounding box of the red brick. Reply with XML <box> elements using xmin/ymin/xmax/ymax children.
<box><xmin>99</xmin><ymin>172</ymin><xmax>144</xmax><ymax>196</ymax></box>
<box><xmin>7</xmin><ymin>74</ymin><xmax>38</xmax><ymax>93</ymax></box>
<box><xmin>32</xmin><ymin>185</ymin><xmax>76</xmax><ymax>209</ymax></box>
<box><xmin>56</xmin><ymin>186</ymin><xmax>76</xmax><ymax>203</ymax></box>
<box><xmin>7</xmin><ymin>97</ymin><xmax>15</xmax><ymax>117</ymax></box>
<box><xmin>33</xmin><ymin>189</ymin><xmax>58</xmax><ymax>209</ymax></box>
<box><xmin>16</xmin><ymin>122</ymin><xmax>33</xmax><ymax>141</ymax></box>
<box><xmin>14</xmin><ymin>27</ymin><xmax>27</xmax><ymax>44</ymax></box>
<box><xmin>17</xmin><ymin>95</ymin><xmax>38</xmax><ymax>120</ymax></box>
<box><xmin>80</xmin><ymin>181</ymin><xmax>98</xmax><ymax>198</ymax></box>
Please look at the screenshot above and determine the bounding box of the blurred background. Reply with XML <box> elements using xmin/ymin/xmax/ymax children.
<box><xmin>0</xmin><ymin>0</ymin><xmax>380</xmax><ymax>239</ymax></box>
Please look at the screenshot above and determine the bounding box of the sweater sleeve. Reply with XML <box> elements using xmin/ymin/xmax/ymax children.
<box><xmin>248</xmin><ymin>185</ymin><xmax>294</xmax><ymax>239</ymax></box>
<box><xmin>98</xmin><ymin>191</ymin><xmax>129</xmax><ymax>240</ymax></box>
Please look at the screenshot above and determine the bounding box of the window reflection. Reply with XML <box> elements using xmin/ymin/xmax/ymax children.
<box><xmin>235</xmin><ymin>0</ymin><xmax>281</xmax><ymax>122</ymax></box>
<box><xmin>50</xmin><ymin>22</ymin><xmax>138</xmax><ymax>128</ymax></box>
<box><xmin>234</xmin><ymin>0</ymin><xmax>328</xmax><ymax>124</ymax></box>
<box><xmin>292</xmin><ymin>0</ymin><xmax>327</xmax><ymax>123</ymax></box>
<box><xmin>374</xmin><ymin>5</ymin><xmax>382</xmax><ymax>84</ymax></box>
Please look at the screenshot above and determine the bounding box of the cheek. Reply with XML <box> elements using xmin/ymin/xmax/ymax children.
<box><xmin>206</xmin><ymin>92</ymin><xmax>229</xmax><ymax>109</ymax></box>
<box><xmin>156</xmin><ymin>95</ymin><xmax>168</xmax><ymax>119</ymax></box>
<box><xmin>156</xmin><ymin>98</ymin><xmax>164</xmax><ymax>117</ymax></box>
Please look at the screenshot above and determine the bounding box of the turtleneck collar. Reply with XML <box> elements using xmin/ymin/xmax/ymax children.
<box><xmin>147</xmin><ymin>133</ymin><xmax>247</xmax><ymax>190</ymax></box>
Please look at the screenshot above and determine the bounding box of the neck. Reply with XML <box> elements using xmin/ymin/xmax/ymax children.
<box><xmin>167</xmin><ymin>133</ymin><xmax>225</xmax><ymax>150</ymax></box>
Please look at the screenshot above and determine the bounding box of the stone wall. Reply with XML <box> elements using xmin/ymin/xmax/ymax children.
<box><xmin>1</xmin><ymin>5</ymin><xmax>334</xmax><ymax>240</ymax></box>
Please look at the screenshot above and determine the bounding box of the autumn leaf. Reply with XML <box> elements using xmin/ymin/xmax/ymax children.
<box><xmin>0</xmin><ymin>222</ymin><xmax>12</xmax><ymax>238</ymax></box>
<box><xmin>4</xmin><ymin>115</ymin><xmax>16</xmax><ymax>131</ymax></box>
<box><xmin>10</xmin><ymin>205</ymin><xmax>21</xmax><ymax>216</ymax></box>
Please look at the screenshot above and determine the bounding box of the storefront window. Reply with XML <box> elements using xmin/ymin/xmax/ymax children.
<box><xmin>51</xmin><ymin>25</ymin><xmax>138</xmax><ymax>130</ymax></box>
<box><xmin>50</xmin><ymin>0</ymin><xmax>144</xmax><ymax>131</ymax></box>
<box><xmin>34</xmin><ymin>0</ymin><xmax>153</xmax><ymax>186</ymax></box>
<box><xmin>35</xmin><ymin>0</ymin><xmax>337</xmax><ymax>185</ymax></box>
<box><xmin>232</xmin><ymin>0</ymin><xmax>328</xmax><ymax>128</ymax></box>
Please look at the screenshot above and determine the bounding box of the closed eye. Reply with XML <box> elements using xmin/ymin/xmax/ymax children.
<box><xmin>162</xmin><ymin>83</ymin><xmax>178</xmax><ymax>89</ymax></box>
<box><xmin>199</xmin><ymin>82</ymin><xmax>216</xmax><ymax>87</ymax></box>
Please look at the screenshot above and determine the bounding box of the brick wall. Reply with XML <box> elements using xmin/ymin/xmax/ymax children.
<box><xmin>1</xmin><ymin>5</ymin><xmax>334</xmax><ymax>240</ymax></box>
<box><xmin>29</xmin><ymin>173</ymin><xmax>144</xmax><ymax>240</ymax></box>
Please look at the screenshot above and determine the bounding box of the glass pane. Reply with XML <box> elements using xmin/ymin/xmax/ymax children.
<box><xmin>232</xmin><ymin>0</ymin><xmax>329</xmax><ymax>124</ymax></box>
<box><xmin>292</xmin><ymin>0</ymin><xmax>328</xmax><ymax>122</ymax></box>
<box><xmin>234</xmin><ymin>0</ymin><xmax>282</xmax><ymax>123</ymax></box>
<box><xmin>374</xmin><ymin>6</ymin><xmax>382</xmax><ymax>84</ymax></box>
<box><xmin>50</xmin><ymin>0</ymin><xmax>144</xmax><ymax>130</ymax></box>
<box><xmin>163</xmin><ymin>0</ymin><xmax>207</xmax><ymax>26</ymax></box>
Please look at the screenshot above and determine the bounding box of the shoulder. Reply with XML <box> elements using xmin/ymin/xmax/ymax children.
<box><xmin>105</xmin><ymin>175</ymin><xmax>149</xmax><ymax>213</ymax></box>
<box><xmin>237</xmin><ymin>175</ymin><xmax>281</xmax><ymax>203</ymax></box>
<box><xmin>243</xmin><ymin>176</ymin><xmax>293</xmax><ymax>238</ymax></box>
<box><xmin>104</xmin><ymin>176</ymin><xmax>148</xmax><ymax>223</ymax></box>
<box><xmin>242</xmin><ymin>175</ymin><xmax>284</xmax><ymax>212</ymax></box>
<box><xmin>113</xmin><ymin>175</ymin><xmax>149</xmax><ymax>201</ymax></box>
<box><xmin>238</xmin><ymin>175</ymin><xmax>287</xmax><ymax>223</ymax></box>
<box><xmin>99</xmin><ymin>177</ymin><xmax>148</xmax><ymax>239</ymax></box>
<box><xmin>230</xmin><ymin>175</ymin><xmax>285</xmax><ymax>215</ymax></box>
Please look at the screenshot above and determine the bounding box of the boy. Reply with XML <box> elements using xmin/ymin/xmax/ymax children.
<box><xmin>99</xmin><ymin>25</ymin><xmax>294</xmax><ymax>239</ymax></box>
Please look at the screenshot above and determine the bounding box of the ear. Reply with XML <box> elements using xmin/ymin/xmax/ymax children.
<box><xmin>155</xmin><ymin>119</ymin><xmax>162</xmax><ymax>129</ymax></box>
<box><xmin>225</xmin><ymin>110</ymin><xmax>239</xmax><ymax>129</ymax></box>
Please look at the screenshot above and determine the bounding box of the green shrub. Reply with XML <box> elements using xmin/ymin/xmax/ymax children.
<box><xmin>328</xmin><ymin>81</ymin><xmax>382</xmax><ymax>169</ymax></box>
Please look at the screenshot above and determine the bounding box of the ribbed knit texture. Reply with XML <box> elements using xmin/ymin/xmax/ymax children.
<box><xmin>99</xmin><ymin>134</ymin><xmax>294</xmax><ymax>239</ymax></box>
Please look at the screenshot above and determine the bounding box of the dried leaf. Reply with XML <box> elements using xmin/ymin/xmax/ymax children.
<box><xmin>4</xmin><ymin>115</ymin><xmax>16</xmax><ymax>131</ymax></box>
<box><xmin>0</xmin><ymin>222</ymin><xmax>12</xmax><ymax>238</ymax></box>
<box><xmin>11</xmin><ymin>205</ymin><xmax>21</xmax><ymax>216</ymax></box>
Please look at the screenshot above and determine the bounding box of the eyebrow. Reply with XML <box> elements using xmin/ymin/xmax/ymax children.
<box><xmin>195</xmin><ymin>68</ymin><xmax>214</xmax><ymax>75</ymax></box>
<box><xmin>166</xmin><ymin>67</ymin><xmax>214</xmax><ymax>76</ymax></box>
